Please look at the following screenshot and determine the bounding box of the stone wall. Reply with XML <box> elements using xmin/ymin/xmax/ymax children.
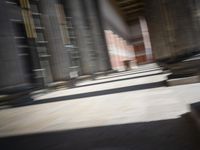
<box><xmin>145</xmin><ymin>0</ymin><xmax>200</xmax><ymax>61</ymax></box>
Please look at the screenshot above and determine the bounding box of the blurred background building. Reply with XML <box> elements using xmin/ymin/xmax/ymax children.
<box><xmin>0</xmin><ymin>0</ymin><xmax>200</xmax><ymax>94</ymax></box>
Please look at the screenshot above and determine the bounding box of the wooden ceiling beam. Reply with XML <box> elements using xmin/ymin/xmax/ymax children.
<box><xmin>126</xmin><ymin>11</ymin><xmax>143</xmax><ymax>19</ymax></box>
<box><xmin>124</xmin><ymin>7</ymin><xmax>144</xmax><ymax>15</ymax></box>
<box><xmin>121</xmin><ymin>2</ymin><xmax>144</xmax><ymax>10</ymax></box>
<box><xmin>117</xmin><ymin>0</ymin><xmax>143</xmax><ymax>7</ymax></box>
<box><xmin>109</xmin><ymin>0</ymin><xmax>127</xmax><ymax>22</ymax></box>
<box><xmin>113</xmin><ymin>0</ymin><xmax>144</xmax><ymax>25</ymax></box>
<box><xmin>117</xmin><ymin>0</ymin><xmax>138</xmax><ymax>5</ymax></box>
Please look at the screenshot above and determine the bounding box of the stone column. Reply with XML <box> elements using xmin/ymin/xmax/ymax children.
<box><xmin>144</xmin><ymin>0</ymin><xmax>171</xmax><ymax>60</ymax></box>
<box><xmin>0</xmin><ymin>1</ymin><xmax>30</xmax><ymax>91</ymax></box>
<box><xmin>83</xmin><ymin>0</ymin><xmax>112</xmax><ymax>72</ymax></box>
<box><xmin>144</xmin><ymin>0</ymin><xmax>199</xmax><ymax>61</ymax></box>
<box><xmin>63</xmin><ymin>0</ymin><xmax>97</xmax><ymax>75</ymax></box>
<box><xmin>39</xmin><ymin>0</ymin><xmax>71</xmax><ymax>80</ymax></box>
<box><xmin>139</xmin><ymin>16</ymin><xmax>153</xmax><ymax>62</ymax></box>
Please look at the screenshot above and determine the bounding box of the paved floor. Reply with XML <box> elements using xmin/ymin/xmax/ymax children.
<box><xmin>0</xmin><ymin>64</ymin><xmax>200</xmax><ymax>149</ymax></box>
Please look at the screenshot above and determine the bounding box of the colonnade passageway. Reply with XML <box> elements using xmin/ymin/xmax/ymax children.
<box><xmin>0</xmin><ymin>64</ymin><xmax>200</xmax><ymax>149</ymax></box>
<box><xmin>0</xmin><ymin>0</ymin><xmax>200</xmax><ymax>149</ymax></box>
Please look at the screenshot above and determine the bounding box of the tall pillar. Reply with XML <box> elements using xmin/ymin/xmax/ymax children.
<box><xmin>63</xmin><ymin>0</ymin><xmax>97</xmax><ymax>75</ymax></box>
<box><xmin>83</xmin><ymin>0</ymin><xmax>112</xmax><ymax>72</ymax></box>
<box><xmin>144</xmin><ymin>0</ymin><xmax>199</xmax><ymax>61</ymax></box>
<box><xmin>139</xmin><ymin>16</ymin><xmax>153</xmax><ymax>62</ymax></box>
<box><xmin>187</xmin><ymin>0</ymin><xmax>200</xmax><ymax>52</ymax></box>
<box><xmin>144</xmin><ymin>0</ymin><xmax>173</xmax><ymax>60</ymax></box>
<box><xmin>0</xmin><ymin>1</ymin><xmax>30</xmax><ymax>92</ymax></box>
<box><xmin>39</xmin><ymin>0</ymin><xmax>71</xmax><ymax>80</ymax></box>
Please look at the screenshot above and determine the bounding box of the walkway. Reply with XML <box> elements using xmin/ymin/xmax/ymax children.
<box><xmin>0</xmin><ymin>64</ymin><xmax>200</xmax><ymax>150</ymax></box>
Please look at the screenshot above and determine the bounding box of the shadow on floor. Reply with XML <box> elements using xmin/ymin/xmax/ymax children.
<box><xmin>0</xmin><ymin>115</ymin><xmax>199</xmax><ymax>150</ymax></box>
<box><xmin>95</xmin><ymin>68</ymin><xmax>161</xmax><ymax>81</ymax></box>
<box><xmin>76</xmin><ymin>72</ymin><xmax>163</xmax><ymax>88</ymax></box>
<box><xmin>1</xmin><ymin>81</ymin><xmax>166</xmax><ymax>108</ymax></box>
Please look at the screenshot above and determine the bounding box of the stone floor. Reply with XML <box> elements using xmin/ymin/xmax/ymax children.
<box><xmin>0</xmin><ymin>64</ymin><xmax>200</xmax><ymax>150</ymax></box>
